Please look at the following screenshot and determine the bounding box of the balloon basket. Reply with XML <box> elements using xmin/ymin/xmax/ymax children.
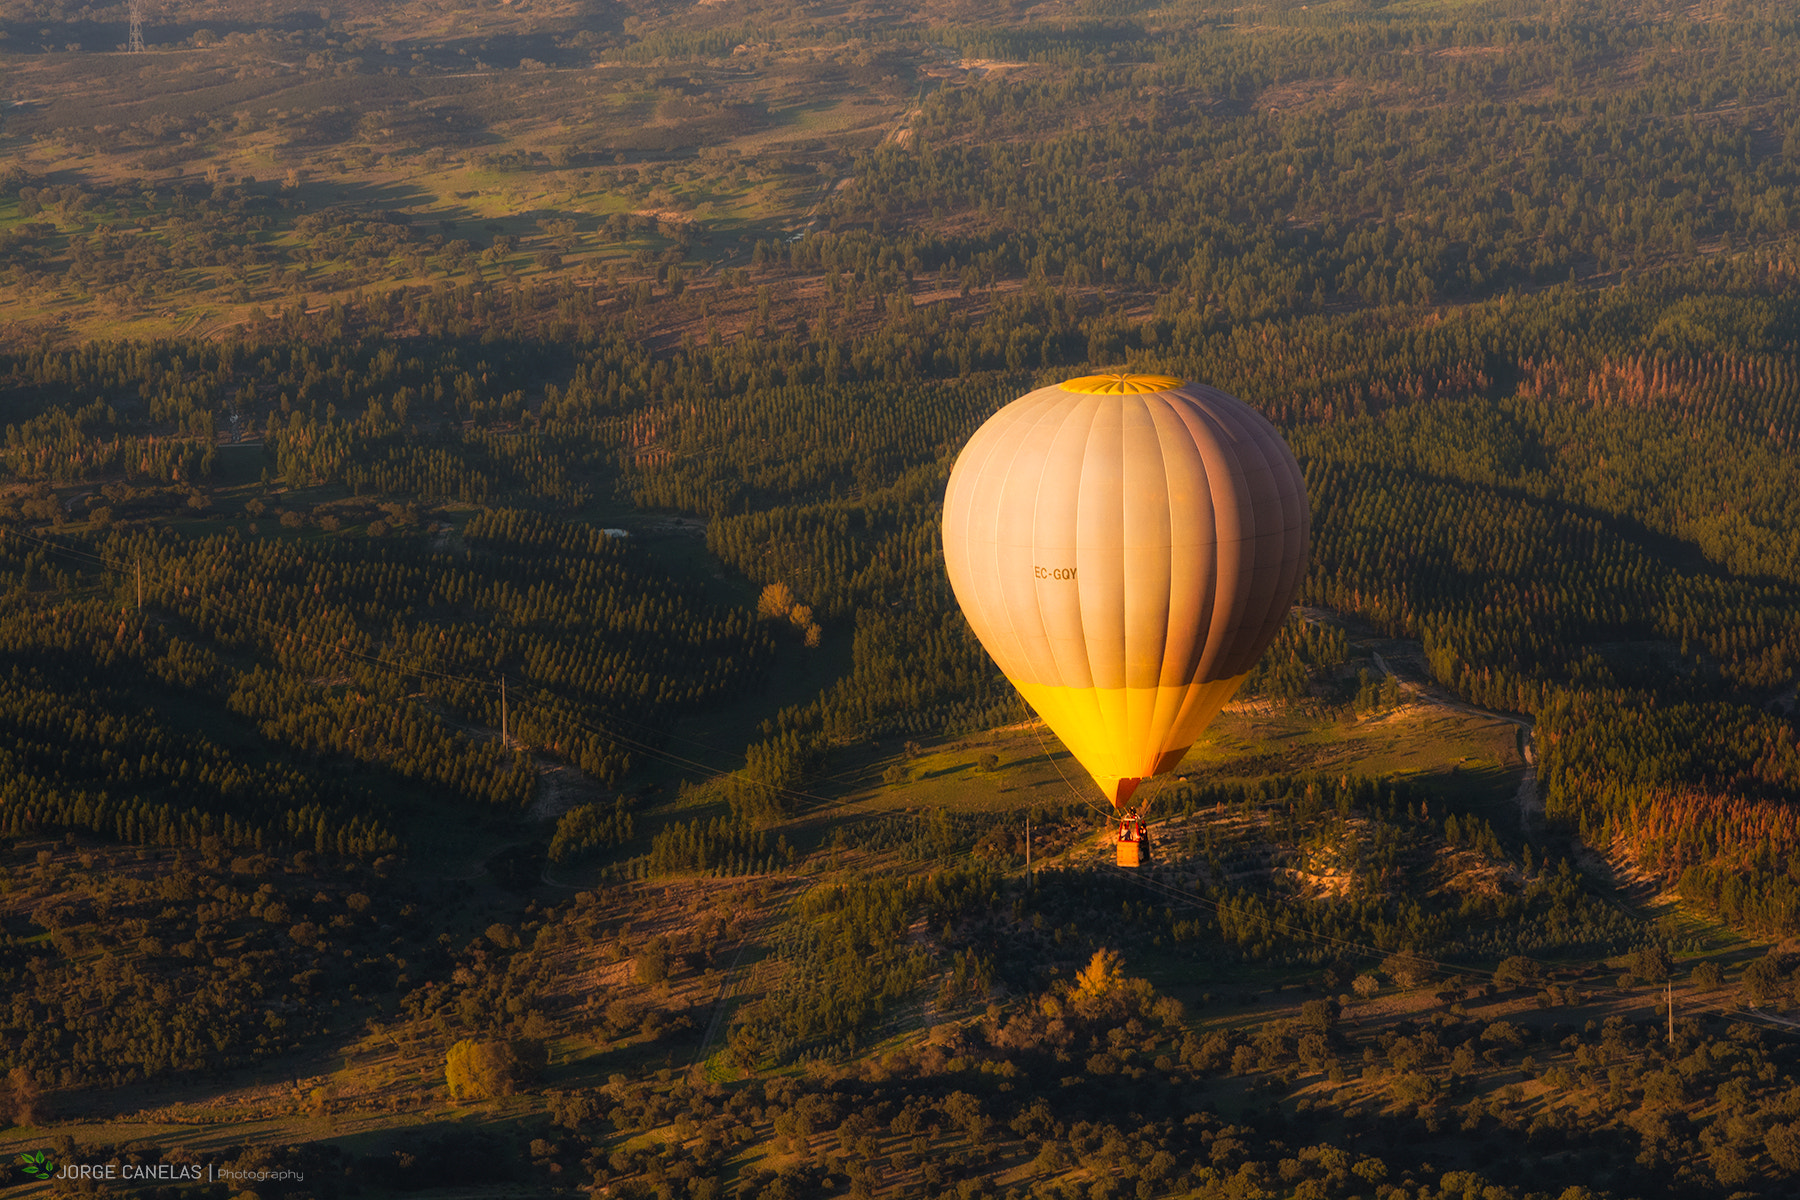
<box><xmin>1115</xmin><ymin>813</ymin><xmax>1148</xmax><ymax>868</ymax></box>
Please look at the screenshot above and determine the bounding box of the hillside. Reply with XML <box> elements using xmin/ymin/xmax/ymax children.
<box><xmin>3</xmin><ymin>0</ymin><xmax>1800</xmax><ymax>1196</ymax></box>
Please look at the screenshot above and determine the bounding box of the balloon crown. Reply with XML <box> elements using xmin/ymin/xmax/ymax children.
<box><xmin>1059</xmin><ymin>372</ymin><xmax>1184</xmax><ymax>395</ymax></box>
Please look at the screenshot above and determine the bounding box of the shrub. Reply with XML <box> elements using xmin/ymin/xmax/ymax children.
<box><xmin>1494</xmin><ymin>955</ymin><xmax>1540</xmax><ymax>991</ymax></box>
<box><xmin>1380</xmin><ymin>950</ymin><xmax>1432</xmax><ymax>989</ymax></box>
<box><xmin>445</xmin><ymin>1039</ymin><xmax>519</xmax><ymax>1100</ymax></box>
<box><xmin>1629</xmin><ymin>943</ymin><xmax>1672</xmax><ymax>983</ymax></box>
<box><xmin>636</xmin><ymin>937</ymin><xmax>670</xmax><ymax>984</ymax></box>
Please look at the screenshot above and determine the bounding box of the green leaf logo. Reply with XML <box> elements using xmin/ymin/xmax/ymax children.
<box><xmin>18</xmin><ymin>1150</ymin><xmax>57</xmax><ymax>1179</ymax></box>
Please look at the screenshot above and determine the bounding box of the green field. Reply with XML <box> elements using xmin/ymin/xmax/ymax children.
<box><xmin>6</xmin><ymin>0</ymin><xmax>1800</xmax><ymax>1196</ymax></box>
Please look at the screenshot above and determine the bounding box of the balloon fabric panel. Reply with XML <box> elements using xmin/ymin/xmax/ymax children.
<box><xmin>942</xmin><ymin>373</ymin><xmax>1309</xmax><ymax>809</ymax></box>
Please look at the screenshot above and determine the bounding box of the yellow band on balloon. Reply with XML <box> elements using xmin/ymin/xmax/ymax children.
<box><xmin>1059</xmin><ymin>373</ymin><xmax>1184</xmax><ymax>395</ymax></box>
<box><xmin>1011</xmin><ymin>673</ymin><xmax>1247</xmax><ymax>808</ymax></box>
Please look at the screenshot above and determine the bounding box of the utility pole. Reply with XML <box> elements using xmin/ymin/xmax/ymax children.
<box><xmin>128</xmin><ymin>0</ymin><xmax>144</xmax><ymax>53</ymax></box>
<box><xmin>500</xmin><ymin>674</ymin><xmax>508</xmax><ymax>746</ymax></box>
<box><xmin>1025</xmin><ymin>814</ymin><xmax>1031</xmax><ymax>888</ymax></box>
<box><xmin>135</xmin><ymin>555</ymin><xmax>142</xmax><ymax>611</ymax></box>
<box><xmin>1667</xmin><ymin>977</ymin><xmax>1674</xmax><ymax>1045</ymax></box>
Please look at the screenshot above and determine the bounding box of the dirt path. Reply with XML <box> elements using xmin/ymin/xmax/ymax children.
<box><xmin>1370</xmin><ymin>650</ymin><xmax>1541</xmax><ymax>834</ymax></box>
<box><xmin>795</xmin><ymin>85</ymin><xmax>937</xmax><ymax>235</ymax></box>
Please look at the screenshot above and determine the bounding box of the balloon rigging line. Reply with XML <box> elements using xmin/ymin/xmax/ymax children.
<box><xmin>14</xmin><ymin>521</ymin><xmax>1702</xmax><ymax>1010</ymax></box>
<box><xmin>8</xmin><ymin>523</ymin><xmax>1146</xmax><ymax>822</ymax></box>
<box><xmin>1098</xmin><ymin>852</ymin><xmax>1679</xmax><ymax>997</ymax></box>
<box><xmin>1029</xmin><ymin>718</ymin><xmax>1118</xmax><ymax>822</ymax></box>
<box><xmin>1</xmin><ymin>525</ymin><xmax>116</xmax><ymax>569</ymax></box>
<box><xmin>1099</xmin><ymin>859</ymin><xmax>1448</xmax><ymax>970</ymax></box>
<box><xmin>13</xmin><ymin>524</ymin><xmax>1756</xmax><ymax>1028</ymax></box>
<box><xmin>4</xmin><ymin>525</ymin><xmax>1085</xmax><ymax>814</ymax></box>
<box><xmin>1095</xmin><ymin>859</ymin><xmax>1772</xmax><ymax>1032</ymax></box>
<box><xmin>1094</xmin><ymin>858</ymin><xmax>1553</xmax><ymax>986</ymax></box>
<box><xmin>1</xmin><ymin>523</ymin><xmax>1156</xmax><ymax>813</ymax></box>
<box><xmin>1105</xmin><ymin>846</ymin><xmax>1623</xmax><ymax>991</ymax></box>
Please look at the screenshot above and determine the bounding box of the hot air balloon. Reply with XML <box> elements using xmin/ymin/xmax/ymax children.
<box><xmin>941</xmin><ymin>373</ymin><xmax>1309</xmax><ymax>861</ymax></box>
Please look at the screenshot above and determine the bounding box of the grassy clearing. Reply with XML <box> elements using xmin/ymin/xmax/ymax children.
<box><xmin>820</xmin><ymin>692</ymin><xmax>1525</xmax><ymax>831</ymax></box>
<box><xmin>0</xmin><ymin>33</ymin><xmax>901</xmax><ymax>340</ymax></box>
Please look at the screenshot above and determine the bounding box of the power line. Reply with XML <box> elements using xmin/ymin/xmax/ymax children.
<box><xmin>1094</xmin><ymin>853</ymin><xmax>1680</xmax><ymax>1000</ymax></box>
<box><xmin>0</xmin><ymin>522</ymin><xmax>840</xmax><ymax>809</ymax></box>
<box><xmin>1099</xmin><ymin>851</ymin><xmax>1766</xmax><ymax>1028</ymax></box>
<box><xmin>1001</xmin><ymin>712</ymin><xmax>1589</xmax><ymax>990</ymax></box>
<box><xmin>1012</xmin><ymin>684</ymin><xmax>1498</xmax><ymax>977</ymax></box>
<box><xmin>0</xmin><ymin>525</ymin><xmax>1698</xmax><ymax>978</ymax></box>
<box><xmin>1029</xmin><ymin>720</ymin><xmax>1115</xmax><ymax>821</ymax></box>
<box><xmin>6</xmin><ymin>525</ymin><xmax>1775</xmax><ymax>1029</ymax></box>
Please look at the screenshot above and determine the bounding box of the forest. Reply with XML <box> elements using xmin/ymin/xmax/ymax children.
<box><xmin>3</xmin><ymin>0</ymin><xmax>1800</xmax><ymax>1196</ymax></box>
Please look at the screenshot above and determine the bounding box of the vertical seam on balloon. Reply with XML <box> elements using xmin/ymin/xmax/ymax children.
<box><xmin>980</xmin><ymin>390</ymin><xmax>1054</xmax><ymax>683</ymax></box>
<box><xmin>1170</xmin><ymin>391</ymin><xmax>1219</xmax><ymax>687</ymax></box>
<box><xmin>1072</xmin><ymin>393</ymin><xmax>1118</xmax><ymax>772</ymax></box>
<box><xmin>1189</xmin><ymin>399</ymin><xmax>1243</xmax><ymax>685</ymax></box>
<box><xmin>1140</xmin><ymin>396</ymin><xmax>1187</xmax><ymax>759</ymax></box>
<box><xmin>1118</xmin><ymin>396</ymin><xmax>1150</xmax><ymax>786</ymax></box>
<box><xmin>1074</xmin><ymin>393</ymin><xmax>1108</xmax><ymax>694</ymax></box>
<box><xmin>1033</xmin><ymin>391</ymin><xmax>1072</xmax><ymax>689</ymax></box>
<box><xmin>1144</xmin><ymin>395</ymin><xmax>1186</xmax><ymax>687</ymax></box>
<box><xmin>1043</xmin><ymin>391</ymin><xmax>1102</xmax><ymax>693</ymax></box>
<box><xmin>1172</xmin><ymin>391</ymin><xmax>1228</xmax><ymax>684</ymax></box>
<box><xmin>1122</xmin><ymin>394</ymin><xmax>1148</xmax><ymax>691</ymax></box>
<box><xmin>979</xmin><ymin>392</ymin><xmax>1036</xmax><ymax>676</ymax></box>
<box><xmin>1212</xmin><ymin>399</ymin><xmax>1264</xmax><ymax>678</ymax></box>
<box><xmin>1022</xmin><ymin>389</ymin><xmax>1079</xmax><ymax>679</ymax></box>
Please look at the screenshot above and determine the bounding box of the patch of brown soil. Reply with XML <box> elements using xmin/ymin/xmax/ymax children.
<box><xmin>1256</xmin><ymin>76</ymin><xmax>1364</xmax><ymax>114</ymax></box>
<box><xmin>1431</xmin><ymin>45</ymin><xmax>1508</xmax><ymax>59</ymax></box>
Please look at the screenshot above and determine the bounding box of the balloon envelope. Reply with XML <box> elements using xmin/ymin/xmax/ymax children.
<box><xmin>941</xmin><ymin>373</ymin><xmax>1309</xmax><ymax>808</ymax></box>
